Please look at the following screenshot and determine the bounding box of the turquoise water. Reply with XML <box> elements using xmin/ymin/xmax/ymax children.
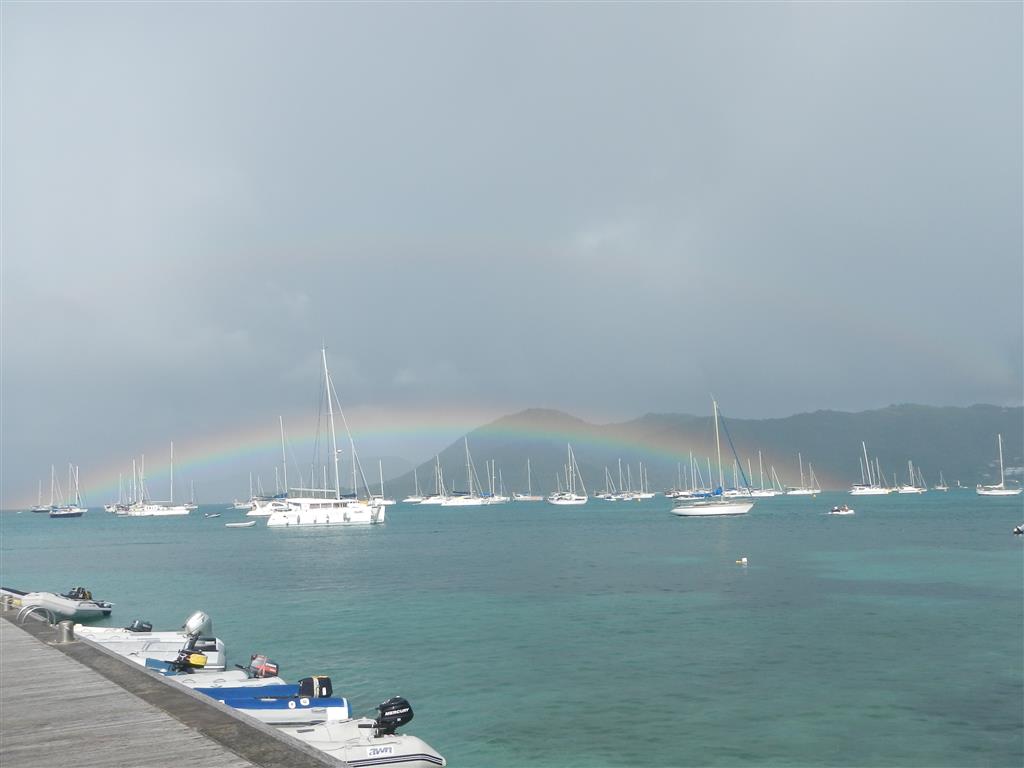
<box><xmin>2</xmin><ymin>493</ymin><xmax>1022</xmax><ymax>767</ymax></box>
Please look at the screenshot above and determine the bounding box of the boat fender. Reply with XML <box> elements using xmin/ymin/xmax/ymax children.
<box><xmin>288</xmin><ymin>700</ymin><xmax>296</xmax><ymax>709</ymax></box>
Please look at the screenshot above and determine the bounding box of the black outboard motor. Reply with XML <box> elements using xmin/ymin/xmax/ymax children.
<box><xmin>374</xmin><ymin>697</ymin><xmax>414</xmax><ymax>735</ymax></box>
<box><xmin>298</xmin><ymin>676</ymin><xmax>332</xmax><ymax>698</ymax></box>
<box><xmin>126</xmin><ymin>619</ymin><xmax>153</xmax><ymax>633</ymax></box>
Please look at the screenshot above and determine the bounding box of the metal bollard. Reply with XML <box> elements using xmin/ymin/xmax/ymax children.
<box><xmin>57</xmin><ymin>620</ymin><xmax>75</xmax><ymax>643</ymax></box>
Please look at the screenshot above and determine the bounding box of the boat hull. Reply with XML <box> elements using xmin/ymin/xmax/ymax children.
<box><xmin>976</xmin><ymin>486</ymin><xmax>1023</xmax><ymax>496</ymax></box>
<box><xmin>267</xmin><ymin>500</ymin><xmax>385</xmax><ymax>527</ymax></box>
<box><xmin>280</xmin><ymin>718</ymin><xmax>446</xmax><ymax>767</ymax></box>
<box><xmin>203</xmin><ymin>694</ymin><xmax>350</xmax><ymax>725</ymax></box>
<box><xmin>671</xmin><ymin>500</ymin><xmax>753</xmax><ymax>517</ymax></box>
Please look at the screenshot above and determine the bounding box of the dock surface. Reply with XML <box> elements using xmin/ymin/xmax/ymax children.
<box><xmin>0</xmin><ymin>615</ymin><xmax>338</xmax><ymax>768</ymax></box>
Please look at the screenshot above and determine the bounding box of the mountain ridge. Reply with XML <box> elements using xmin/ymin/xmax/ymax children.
<box><xmin>381</xmin><ymin>403</ymin><xmax>1023</xmax><ymax>496</ymax></box>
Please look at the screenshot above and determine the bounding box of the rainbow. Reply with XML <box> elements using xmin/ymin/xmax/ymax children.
<box><xmin>10</xmin><ymin>403</ymin><xmax>832</xmax><ymax>508</ymax></box>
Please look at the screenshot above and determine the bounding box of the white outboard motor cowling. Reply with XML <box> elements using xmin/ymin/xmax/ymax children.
<box><xmin>182</xmin><ymin>611</ymin><xmax>212</xmax><ymax>637</ymax></box>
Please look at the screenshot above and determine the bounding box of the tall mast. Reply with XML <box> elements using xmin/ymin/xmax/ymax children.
<box><xmin>758</xmin><ymin>451</ymin><xmax>765</xmax><ymax>491</ymax></box>
<box><xmin>322</xmin><ymin>348</ymin><xmax>341</xmax><ymax>500</ymax></box>
<box><xmin>798</xmin><ymin>452</ymin><xmax>804</xmax><ymax>488</ymax></box>
<box><xmin>464</xmin><ymin>438</ymin><xmax>472</xmax><ymax>495</ymax></box>
<box><xmin>170</xmin><ymin>442</ymin><xmax>175</xmax><ymax>503</ymax></box>
<box><xmin>998</xmin><ymin>434</ymin><xmax>1005</xmax><ymax>486</ymax></box>
<box><xmin>279</xmin><ymin>416</ymin><xmax>288</xmax><ymax>494</ymax></box>
<box><xmin>50</xmin><ymin>465</ymin><xmax>55</xmax><ymax>506</ymax></box>
<box><xmin>714</xmin><ymin>400</ymin><xmax>724</xmax><ymax>491</ymax></box>
<box><xmin>527</xmin><ymin>458</ymin><xmax>532</xmax><ymax>495</ymax></box>
<box><xmin>862</xmin><ymin>442</ymin><xmax>872</xmax><ymax>486</ymax></box>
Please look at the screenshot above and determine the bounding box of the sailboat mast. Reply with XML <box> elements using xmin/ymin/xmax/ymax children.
<box><xmin>527</xmin><ymin>458</ymin><xmax>532</xmax><ymax>495</ymax></box>
<box><xmin>998</xmin><ymin>433</ymin><xmax>1005</xmax><ymax>486</ymax></box>
<box><xmin>862</xmin><ymin>442</ymin><xmax>872</xmax><ymax>486</ymax></box>
<box><xmin>321</xmin><ymin>348</ymin><xmax>341</xmax><ymax>500</ymax></box>
<box><xmin>714</xmin><ymin>400</ymin><xmax>724</xmax><ymax>490</ymax></box>
<box><xmin>279</xmin><ymin>416</ymin><xmax>288</xmax><ymax>494</ymax></box>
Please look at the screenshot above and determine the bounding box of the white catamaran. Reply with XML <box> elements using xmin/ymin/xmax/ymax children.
<box><xmin>266</xmin><ymin>349</ymin><xmax>386</xmax><ymax>527</ymax></box>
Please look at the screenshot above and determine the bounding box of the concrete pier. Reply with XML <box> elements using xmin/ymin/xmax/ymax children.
<box><xmin>0</xmin><ymin>614</ymin><xmax>340</xmax><ymax>767</ymax></box>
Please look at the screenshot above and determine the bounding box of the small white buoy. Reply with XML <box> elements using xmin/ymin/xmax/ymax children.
<box><xmin>736</xmin><ymin>556</ymin><xmax>748</xmax><ymax>566</ymax></box>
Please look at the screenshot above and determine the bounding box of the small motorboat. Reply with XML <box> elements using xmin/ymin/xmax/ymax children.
<box><xmin>199</xmin><ymin>676</ymin><xmax>350</xmax><ymax>725</ymax></box>
<box><xmin>152</xmin><ymin>653</ymin><xmax>286</xmax><ymax>689</ymax></box>
<box><xmin>279</xmin><ymin>697</ymin><xmax>446</xmax><ymax>767</ymax></box>
<box><xmin>226</xmin><ymin>520</ymin><xmax>256</xmax><ymax>528</ymax></box>
<box><xmin>829</xmin><ymin>505</ymin><xmax>855</xmax><ymax>515</ymax></box>
<box><xmin>1</xmin><ymin>585</ymin><xmax>113</xmax><ymax>621</ymax></box>
<box><xmin>76</xmin><ymin>611</ymin><xmax>227</xmax><ymax>670</ymax></box>
<box><xmin>1014</xmin><ymin>523</ymin><xmax>1023</xmax><ymax>536</ymax></box>
<box><xmin>204</xmin><ymin>512</ymin><xmax>222</xmax><ymax>518</ymax></box>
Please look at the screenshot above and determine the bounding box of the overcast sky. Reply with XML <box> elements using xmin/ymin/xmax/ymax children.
<box><xmin>2</xmin><ymin>2</ymin><xmax>1021</xmax><ymax>505</ymax></box>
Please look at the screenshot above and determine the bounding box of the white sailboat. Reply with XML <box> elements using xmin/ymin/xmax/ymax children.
<box><xmin>671</xmin><ymin>401</ymin><xmax>753</xmax><ymax>517</ymax></box>
<box><xmin>31</xmin><ymin>479</ymin><xmax>50</xmax><ymax>513</ymax></box>
<box><xmin>50</xmin><ymin>464</ymin><xmax>87</xmax><ymax>518</ymax></box>
<box><xmin>786</xmin><ymin>453</ymin><xmax>819</xmax><ymax>495</ymax></box>
<box><xmin>126</xmin><ymin>445</ymin><xmax>191</xmax><ymax>516</ymax></box>
<box><xmin>977</xmin><ymin>434</ymin><xmax>1022</xmax><ymax>496</ymax></box>
<box><xmin>850</xmin><ymin>442</ymin><xmax>892</xmax><ymax>495</ymax></box>
<box><xmin>512</xmin><ymin>458</ymin><xmax>543</xmax><ymax>502</ymax></box>
<box><xmin>896</xmin><ymin>460</ymin><xmax>926</xmax><ymax>494</ymax></box>
<box><xmin>547</xmin><ymin>444</ymin><xmax>588</xmax><ymax>505</ymax></box>
<box><xmin>418</xmin><ymin>457</ymin><xmax>449</xmax><ymax>505</ymax></box>
<box><xmin>402</xmin><ymin>468</ymin><xmax>426</xmax><ymax>504</ymax></box>
<box><xmin>441</xmin><ymin>439</ymin><xmax>487</xmax><ymax>506</ymax></box>
<box><xmin>750</xmin><ymin>451</ymin><xmax>780</xmax><ymax>497</ymax></box>
<box><xmin>372</xmin><ymin>460</ymin><xmax>397</xmax><ymax>506</ymax></box>
<box><xmin>266</xmin><ymin>349</ymin><xmax>386</xmax><ymax>527</ymax></box>
<box><xmin>933</xmin><ymin>471</ymin><xmax>949</xmax><ymax>492</ymax></box>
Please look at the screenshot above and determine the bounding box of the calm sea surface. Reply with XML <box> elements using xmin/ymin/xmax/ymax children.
<box><xmin>2</xmin><ymin>493</ymin><xmax>1022</xmax><ymax>767</ymax></box>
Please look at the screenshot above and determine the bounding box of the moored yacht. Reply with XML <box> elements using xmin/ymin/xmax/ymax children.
<box><xmin>977</xmin><ymin>434</ymin><xmax>1022</xmax><ymax>496</ymax></box>
<box><xmin>672</xmin><ymin>400</ymin><xmax>753</xmax><ymax>517</ymax></box>
<box><xmin>266</xmin><ymin>349</ymin><xmax>386</xmax><ymax>528</ymax></box>
<box><xmin>547</xmin><ymin>444</ymin><xmax>588</xmax><ymax>505</ymax></box>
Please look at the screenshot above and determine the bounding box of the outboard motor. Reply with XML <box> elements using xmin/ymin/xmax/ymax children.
<box><xmin>374</xmin><ymin>697</ymin><xmax>413</xmax><ymax>735</ymax></box>
<box><xmin>125</xmin><ymin>619</ymin><xmax>153</xmax><ymax>633</ymax></box>
<box><xmin>298</xmin><ymin>676</ymin><xmax>332</xmax><ymax>698</ymax></box>
<box><xmin>247</xmin><ymin>654</ymin><xmax>280</xmax><ymax>679</ymax></box>
<box><xmin>182</xmin><ymin>610</ymin><xmax>212</xmax><ymax>637</ymax></box>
